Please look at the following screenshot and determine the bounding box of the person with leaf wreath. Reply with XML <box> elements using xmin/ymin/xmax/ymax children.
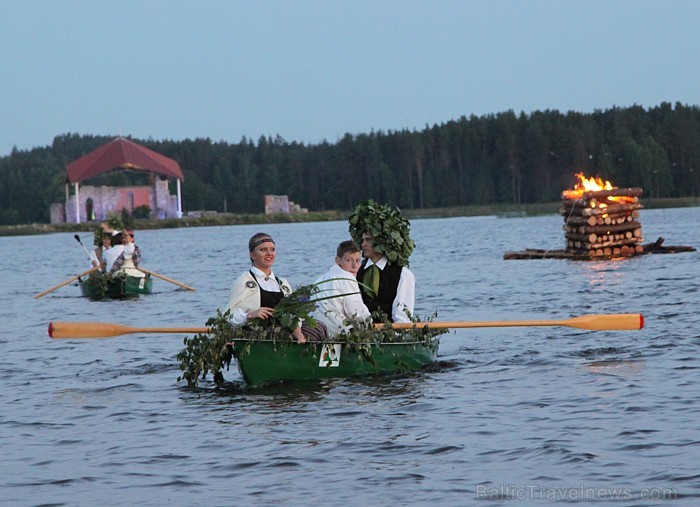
<box><xmin>349</xmin><ymin>200</ymin><xmax>416</xmax><ymax>323</ymax></box>
<box><xmin>224</xmin><ymin>232</ymin><xmax>328</xmax><ymax>343</ymax></box>
<box><xmin>90</xmin><ymin>218</ymin><xmax>124</xmax><ymax>271</ymax></box>
<box><xmin>102</xmin><ymin>230</ymin><xmax>126</xmax><ymax>273</ymax></box>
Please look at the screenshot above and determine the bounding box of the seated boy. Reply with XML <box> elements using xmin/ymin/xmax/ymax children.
<box><xmin>311</xmin><ymin>240</ymin><xmax>372</xmax><ymax>337</ymax></box>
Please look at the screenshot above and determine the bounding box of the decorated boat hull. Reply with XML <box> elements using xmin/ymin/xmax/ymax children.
<box><xmin>78</xmin><ymin>274</ymin><xmax>153</xmax><ymax>299</ymax></box>
<box><xmin>230</xmin><ymin>337</ymin><xmax>439</xmax><ymax>387</ymax></box>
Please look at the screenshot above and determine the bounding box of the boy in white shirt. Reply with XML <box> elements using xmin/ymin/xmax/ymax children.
<box><xmin>311</xmin><ymin>240</ymin><xmax>372</xmax><ymax>337</ymax></box>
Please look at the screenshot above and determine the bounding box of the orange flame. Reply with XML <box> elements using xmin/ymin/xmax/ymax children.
<box><xmin>564</xmin><ymin>173</ymin><xmax>617</xmax><ymax>199</ymax></box>
<box><xmin>562</xmin><ymin>172</ymin><xmax>615</xmax><ymax>199</ymax></box>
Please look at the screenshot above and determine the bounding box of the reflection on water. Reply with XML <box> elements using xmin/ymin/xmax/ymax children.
<box><xmin>0</xmin><ymin>207</ymin><xmax>699</xmax><ymax>505</ymax></box>
<box><xmin>585</xmin><ymin>358</ymin><xmax>647</xmax><ymax>377</ymax></box>
<box><xmin>579</xmin><ymin>259</ymin><xmax>628</xmax><ymax>288</ymax></box>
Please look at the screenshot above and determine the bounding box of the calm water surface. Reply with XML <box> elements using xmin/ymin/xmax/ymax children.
<box><xmin>1</xmin><ymin>208</ymin><xmax>699</xmax><ymax>506</ymax></box>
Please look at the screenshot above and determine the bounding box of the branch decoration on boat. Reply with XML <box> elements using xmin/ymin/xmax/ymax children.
<box><xmin>176</xmin><ymin>292</ymin><xmax>449</xmax><ymax>388</ymax></box>
<box><xmin>82</xmin><ymin>270</ymin><xmax>129</xmax><ymax>299</ymax></box>
<box><xmin>178</xmin><ymin>282</ymin><xmax>337</xmax><ymax>386</ymax></box>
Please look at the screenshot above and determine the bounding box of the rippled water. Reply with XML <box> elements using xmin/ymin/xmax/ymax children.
<box><xmin>1</xmin><ymin>208</ymin><xmax>699</xmax><ymax>506</ymax></box>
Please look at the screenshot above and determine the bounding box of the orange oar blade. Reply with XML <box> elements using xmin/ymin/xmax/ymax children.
<box><xmin>49</xmin><ymin>321</ymin><xmax>135</xmax><ymax>339</ymax></box>
<box><xmin>48</xmin><ymin>322</ymin><xmax>209</xmax><ymax>339</ymax></box>
<box><xmin>565</xmin><ymin>313</ymin><xmax>644</xmax><ymax>330</ymax></box>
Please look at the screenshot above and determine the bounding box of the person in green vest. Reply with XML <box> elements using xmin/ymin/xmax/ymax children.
<box><xmin>349</xmin><ymin>200</ymin><xmax>415</xmax><ymax>323</ymax></box>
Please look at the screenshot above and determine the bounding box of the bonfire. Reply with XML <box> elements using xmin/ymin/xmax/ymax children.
<box><xmin>560</xmin><ymin>173</ymin><xmax>644</xmax><ymax>257</ymax></box>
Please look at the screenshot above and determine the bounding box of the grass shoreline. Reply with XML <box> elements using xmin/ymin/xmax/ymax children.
<box><xmin>1</xmin><ymin>197</ymin><xmax>698</xmax><ymax>237</ymax></box>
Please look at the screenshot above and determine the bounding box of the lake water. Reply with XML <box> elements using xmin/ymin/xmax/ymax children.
<box><xmin>1</xmin><ymin>208</ymin><xmax>699</xmax><ymax>506</ymax></box>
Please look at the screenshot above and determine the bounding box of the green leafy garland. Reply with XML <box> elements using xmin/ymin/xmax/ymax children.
<box><xmin>82</xmin><ymin>270</ymin><xmax>128</xmax><ymax>299</ymax></box>
<box><xmin>176</xmin><ymin>308</ymin><xmax>313</xmax><ymax>387</ymax></box>
<box><xmin>177</xmin><ymin>283</ymin><xmax>324</xmax><ymax>387</ymax></box>
<box><xmin>176</xmin><ymin>309</ymin><xmax>238</xmax><ymax>387</ymax></box>
<box><xmin>348</xmin><ymin>199</ymin><xmax>415</xmax><ymax>266</ymax></box>
<box><xmin>271</xmin><ymin>282</ymin><xmax>320</xmax><ymax>330</ymax></box>
<box><xmin>176</xmin><ymin>284</ymin><xmax>448</xmax><ymax>387</ymax></box>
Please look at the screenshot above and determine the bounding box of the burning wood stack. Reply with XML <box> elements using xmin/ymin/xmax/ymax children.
<box><xmin>561</xmin><ymin>173</ymin><xmax>644</xmax><ymax>257</ymax></box>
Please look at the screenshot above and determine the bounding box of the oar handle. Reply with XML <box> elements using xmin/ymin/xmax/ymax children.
<box><xmin>74</xmin><ymin>235</ymin><xmax>93</xmax><ymax>260</ymax></box>
<box><xmin>376</xmin><ymin>314</ymin><xmax>644</xmax><ymax>331</ymax></box>
<box><xmin>138</xmin><ymin>267</ymin><xmax>196</xmax><ymax>291</ymax></box>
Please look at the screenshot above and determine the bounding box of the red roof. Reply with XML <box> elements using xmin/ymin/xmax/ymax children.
<box><xmin>66</xmin><ymin>137</ymin><xmax>184</xmax><ymax>183</ymax></box>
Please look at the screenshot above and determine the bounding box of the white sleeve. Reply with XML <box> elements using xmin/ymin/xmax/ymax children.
<box><xmin>89</xmin><ymin>250</ymin><xmax>100</xmax><ymax>268</ymax></box>
<box><xmin>229</xmin><ymin>307</ymin><xmax>249</xmax><ymax>327</ymax></box>
<box><xmin>392</xmin><ymin>267</ymin><xmax>415</xmax><ymax>323</ymax></box>
<box><xmin>226</xmin><ymin>273</ymin><xmax>259</xmax><ymax>326</ymax></box>
<box><xmin>339</xmin><ymin>278</ymin><xmax>371</xmax><ymax>321</ymax></box>
<box><xmin>123</xmin><ymin>243</ymin><xmax>135</xmax><ymax>258</ymax></box>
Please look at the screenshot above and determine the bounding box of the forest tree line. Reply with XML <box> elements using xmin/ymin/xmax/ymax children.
<box><xmin>1</xmin><ymin>102</ymin><xmax>699</xmax><ymax>225</ymax></box>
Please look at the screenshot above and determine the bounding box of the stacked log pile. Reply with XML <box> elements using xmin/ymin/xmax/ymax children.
<box><xmin>560</xmin><ymin>187</ymin><xmax>644</xmax><ymax>257</ymax></box>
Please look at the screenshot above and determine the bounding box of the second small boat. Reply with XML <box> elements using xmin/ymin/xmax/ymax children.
<box><xmin>78</xmin><ymin>273</ymin><xmax>153</xmax><ymax>299</ymax></box>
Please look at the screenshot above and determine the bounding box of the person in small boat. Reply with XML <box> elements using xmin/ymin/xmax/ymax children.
<box><xmin>311</xmin><ymin>240</ymin><xmax>372</xmax><ymax>337</ymax></box>
<box><xmin>102</xmin><ymin>231</ymin><xmax>125</xmax><ymax>273</ymax></box>
<box><xmin>225</xmin><ymin>232</ymin><xmax>327</xmax><ymax>343</ymax></box>
<box><xmin>90</xmin><ymin>222</ymin><xmax>113</xmax><ymax>270</ymax></box>
<box><xmin>356</xmin><ymin>232</ymin><xmax>415</xmax><ymax>323</ymax></box>
<box><xmin>109</xmin><ymin>228</ymin><xmax>144</xmax><ymax>277</ymax></box>
<box><xmin>349</xmin><ymin>200</ymin><xmax>415</xmax><ymax>323</ymax></box>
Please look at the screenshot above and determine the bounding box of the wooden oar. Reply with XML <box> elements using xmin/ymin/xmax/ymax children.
<box><xmin>137</xmin><ymin>267</ymin><xmax>196</xmax><ymax>291</ymax></box>
<box><xmin>381</xmin><ymin>313</ymin><xmax>644</xmax><ymax>331</ymax></box>
<box><xmin>48</xmin><ymin>313</ymin><xmax>644</xmax><ymax>339</ymax></box>
<box><xmin>34</xmin><ymin>266</ymin><xmax>101</xmax><ymax>299</ymax></box>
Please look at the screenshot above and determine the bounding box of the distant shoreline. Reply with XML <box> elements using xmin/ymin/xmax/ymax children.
<box><xmin>1</xmin><ymin>197</ymin><xmax>698</xmax><ymax>237</ymax></box>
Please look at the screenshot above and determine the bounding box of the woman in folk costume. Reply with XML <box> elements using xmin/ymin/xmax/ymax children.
<box><xmin>349</xmin><ymin>200</ymin><xmax>415</xmax><ymax>323</ymax></box>
<box><xmin>225</xmin><ymin>232</ymin><xmax>327</xmax><ymax>343</ymax></box>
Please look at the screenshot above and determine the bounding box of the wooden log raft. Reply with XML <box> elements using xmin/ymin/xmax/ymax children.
<box><xmin>503</xmin><ymin>237</ymin><xmax>696</xmax><ymax>260</ymax></box>
<box><xmin>506</xmin><ymin>186</ymin><xmax>694</xmax><ymax>260</ymax></box>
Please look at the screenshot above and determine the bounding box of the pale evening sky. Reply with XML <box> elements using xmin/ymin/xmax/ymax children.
<box><xmin>2</xmin><ymin>0</ymin><xmax>699</xmax><ymax>157</ymax></box>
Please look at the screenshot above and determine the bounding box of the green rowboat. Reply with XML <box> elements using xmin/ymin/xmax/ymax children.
<box><xmin>78</xmin><ymin>273</ymin><xmax>153</xmax><ymax>299</ymax></box>
<box><xmin>230</xmin><ymin>337</ymin><xmax>439</xmax><ymax>387</ymax></box>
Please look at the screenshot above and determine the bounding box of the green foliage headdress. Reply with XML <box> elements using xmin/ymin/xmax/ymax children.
<box><xmin>348</xmin><ymin>199</ymin><xmax>415</xmax><ymax>266</ymax></box>
<box><xmin>92</xmin><ymin>216</ymin><xmax>125</xmax><ymax>247</ymax></box>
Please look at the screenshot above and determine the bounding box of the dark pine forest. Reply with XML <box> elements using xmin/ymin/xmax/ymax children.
<box><xmin>1</xmin><ymin>102</ymin><xmax>699</xmax><ymax>225</ymax></box>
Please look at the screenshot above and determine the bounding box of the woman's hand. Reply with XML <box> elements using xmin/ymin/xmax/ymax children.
<box><xmin>248</xmin><ymin>307</ymin><xmax>274</xmax><ymax>320</ymax></box>
<box><xmin>292</xmin><ymin>327</ymin><xmax>307</xmax><ymax>344</ymax></box>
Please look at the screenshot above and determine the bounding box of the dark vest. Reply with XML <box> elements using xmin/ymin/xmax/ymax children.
<box><xmin>356</xmin><ymin>260</ymin><xmax>403</xmax><ymax>322</ymax></box>
<box><xmin>250</xmin><ymin>271</ymin><xmax>284</xmax><ymax>308</ymax></box>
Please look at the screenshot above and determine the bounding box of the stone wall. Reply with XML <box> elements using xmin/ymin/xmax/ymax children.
<box><xmin>55</xmin><ymin>179</ymin><xmax>179</xmax><ymax>224</ymax></box>
<box><xmin>264</xmin><ymin>195</ymin><xmax>308</xmax><ymax>215</ymax></box>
